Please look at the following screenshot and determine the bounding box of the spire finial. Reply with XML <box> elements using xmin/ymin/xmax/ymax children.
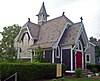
<box><xmin>62</xmin><ymin>12</ymin><xmax>65</xmax><ymax>16</ymax></box>
<box><xmin>80</xmin><ymin>16</ymin><xmax>83</xmax><ymax>22</ymax></box>
<box><xmin>42</xmin><ymin>2</ymin><xmax>44</xmax><ymax>5</ymax></box>
<box><xmin>28</xmin><ymin>18</ymin><xmax>30</xmax><ymax>22</ymax></box>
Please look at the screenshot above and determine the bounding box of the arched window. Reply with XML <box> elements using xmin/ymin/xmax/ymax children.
<box><xmin>19</xmin><ymin>48</ymin><xmax>22</xmax><ymax>52</ymax></box>
<box><xmin>75</xmin><ymin>40</ymin><xmax>83</xmax><ymax>51</ymax></box>
<box><xmin>78</xmin><ymin>40</ymin><xmax>83</xmax><ymax>50</ymax></box>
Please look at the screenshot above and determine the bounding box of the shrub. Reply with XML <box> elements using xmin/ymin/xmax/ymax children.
<box><xmin>75</xmin><ymin>68</ymin><xmax>83</xmax><ymax>78</ymax></box>
<box><xmin>59</xmin><ymin>77</ymin><xmax>65</xmax><ymax>81</ymax></box>
<box><xmin>91</xmin><ymin>68</ymin><xmax>97</xmax><ymax>74</ymax></box>
<box><xmin>87</xmin><ymin>64</ymin><xmax>96</xmax><ymax>70</ymax></box>
<box><xmin>62</xmin><ymin>64</ymin><xmax>66</xmax><ymax>74</ymax></box>
<box><xmin>52</xmin><ymin>79</ymin><xmax>57</xmax><ymax>81</ymax></box>
<box><xmin>87</xmin><ymin>64</ymin><xmax>100</xmax><ymax>72</ymax></box>
<box><xmin>34</xmin><ymin>46</ymin><xmax>44</xmax><ymax>62</ymax></box>
<box><xmin>0</xmin><ymin>62</ymin><xmax>66</xmax><ymax>81</ymax></box>
<box><xmin>99</xmin><ymin>72</ymin><xmax>100</xmax><ymax>76</ymax></box>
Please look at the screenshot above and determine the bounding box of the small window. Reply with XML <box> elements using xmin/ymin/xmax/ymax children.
<box><xmin>35</xmin><ymin>39</ymin><xmax>38</xmax><ymax>43</ymax></box>
<box><xmin>86</xmin><ymin>54</ymin><xmax>90</xmax><ymax>63</ymax></box>
<box><xmin>19</xmin><ymin>48</ymin><xmax>22</xmax><ymax>53</ymax></box>
<box><xmin>97</xmin><ymin>57</ymin><xmax>100</xmax><ymax>61</ymax></box>
<box><xmin>43</xmin><ymin>51</ymin><xmax>45</xmax><ymax>58</ymax></box>
<box><xmin>67</xmin><ymin>24</ymin><xmax>71</xmax><ymax>28</ymax></box>
<box><xmin>32</xmin><ymin>50</ymin><xmax>34</xmax><ymax>55</ymax></box>
<box><xmin>43</xmin><ymin>14</ymin><xmax>44</xmax><ymax>17</ymax></box>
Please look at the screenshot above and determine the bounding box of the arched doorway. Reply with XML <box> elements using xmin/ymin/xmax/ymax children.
<box><xmin>75</xmin><ymin>40</ymin><xmax>83</xmax><ymax>69</ymax></box>
<box><xmin>76</xmin><ymin>51</ymin><xmax>82</xmax><ymax>69</ymax></box>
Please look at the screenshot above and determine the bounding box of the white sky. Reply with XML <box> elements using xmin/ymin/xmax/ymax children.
<box><xmin>0</xmin><ymin>0</ymin><xmax>100</xmax><ymax>40</ymax></box>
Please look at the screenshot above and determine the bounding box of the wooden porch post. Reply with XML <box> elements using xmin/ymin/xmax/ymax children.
<box><xmin>52</xmin><ymin>49</ymin><xmax>54</xmax><ymax>63</ymax></box>
<box><xmin>71</xmin><ymin>49</ymin><xmax>73</xmax><ymax>71</ymax></box>
<box><xmin>17</xmin><ymin>43</ymin><xmax>20</xmax><ymax>60</ymax></box>
<box><xmin>31</xmin><ymin>50</ymin><xmax>33</xmax><ymax>62</ymax></box>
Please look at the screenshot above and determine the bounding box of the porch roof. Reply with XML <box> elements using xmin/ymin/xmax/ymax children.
<box><xmin>30</xmin><ymin>42</ymin><xmax>54</xmax><ymax>49</ymax></box>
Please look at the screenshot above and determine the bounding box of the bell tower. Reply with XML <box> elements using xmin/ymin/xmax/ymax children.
<box><xmin>36</xmin><ymin>2</ymin><xmax>49</xmax><ymax>25</ymax></box>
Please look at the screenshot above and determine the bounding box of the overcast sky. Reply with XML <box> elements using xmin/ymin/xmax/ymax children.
<box><xmin>0</xmin><ymin>0</ymin><xmax>100</xmax><ymax>40</ymax></box>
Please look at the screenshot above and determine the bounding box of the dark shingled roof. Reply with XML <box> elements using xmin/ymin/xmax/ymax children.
<box><xmin>17</xmin><ymin>21</ymin><xmax>40</xmax><ymax>42</ymax></box>
<box><xmin>30</xmin><ymin>15</ymin><xmax>74</xmax><ymax>49</ymax></box>
<box><xmin>27</xmin><ymin>21</ymin><xmax>40</xmax><ymax>39</ymax></box>
<box><xmin>17</xmin><ymin>15</ymin><xmax>82</xmax><ymax>49</ymax></box>
<box><xmin>60</xmin><ymin>22</ymin><xmax>82</xmax><ymax>46</ymax></box>
<box><xmin>92</xmin><ymin>41</ymin><xmax>100</xmax><ymax>47</ymax></box>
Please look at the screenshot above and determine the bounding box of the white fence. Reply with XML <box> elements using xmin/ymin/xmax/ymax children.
<box><xmin>4</xmin><ymin>72</ymin><xmax>17</xmax><ymax>81</ymax></box>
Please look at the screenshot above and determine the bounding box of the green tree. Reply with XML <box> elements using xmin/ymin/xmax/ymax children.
<box><xmin>89</xmin><ymin>37</ymin><xmax>100</xmax><ymax>57</ymax></box>
<box><xmin>33</xmin><ymin>46</ymin><xmax>44</xmax><ymax>62</ymax></box>
<box><xmin>0</xmin><ymin>24</ymin><xmax>21</xmax><ymax>62</ymax></box>
<box><xmin>89</xmin><ymin>36</ymin><xmax>97</xmax><ymax>42</ymax></box>
<box><xmin>95</xmin><ymin>46</ymin><xmax>100</xmax><ymax>57</ymax></box>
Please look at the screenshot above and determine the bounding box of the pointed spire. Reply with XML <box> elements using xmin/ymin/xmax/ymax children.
<box><xmin>36</xmin><ymin>2</ymin><xmax>49</xmax><ymax>25</ymax></box>
<box><xmin>37</xmin><ymin>2</ymin><xmax>49</xmax><ymax>17</ymax></box>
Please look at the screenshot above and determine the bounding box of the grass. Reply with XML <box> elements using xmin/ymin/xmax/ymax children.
<box><xmin>50</xmin><ymin>78</ymin><xmax>100</xmax><ymax>81</ymax></box>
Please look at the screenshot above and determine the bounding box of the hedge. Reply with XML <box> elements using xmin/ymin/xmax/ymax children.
<box><xmin>87</xmin><ymin>64</ymin><xmax>100</xmax><ymax>72</ymax></box>
<box><xmin>0</xmin><ymin>62</ymin><xmax>66</xmax><ymax>81</ymax></box>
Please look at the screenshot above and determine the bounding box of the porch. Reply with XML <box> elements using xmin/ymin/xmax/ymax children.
<box><xmin>17</xmin><ymin>53</ymin><xmax>32</xmax><ymax>59</ymax></box>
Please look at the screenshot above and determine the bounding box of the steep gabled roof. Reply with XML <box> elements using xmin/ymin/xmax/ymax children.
<box><xmin>30</xmin><ymin>15</ymin><xmax>73</xmax><ymax>49</ymax></box>
<box><xmin>60</xmin><ymin>22</ymin><xmax>82</xmax><ymax>45</ymax></box>
<box><xmin>27</xmin><ymin>21</ymin><xmax>40</xmax><ymax>39</ymax></box>
<box><xmin>36</xmin><ymin>2</ymin><xmax>49</xmax><ymax>16</ymax></box>
<box><xmin>17</xmin><ymin>20</ymin><xmax>40</xmax><ymax>42</ymax></box>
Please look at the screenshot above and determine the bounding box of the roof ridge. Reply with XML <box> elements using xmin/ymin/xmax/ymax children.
<box><xmin>46</xmin><ymin>15</ymin><xmax>63</xmax><ymax>23</ymax></box>
<box><xmin>63</xmin><ymin>15</ymin><xmax>73</xmax><ymax>24</ymax></box>
<box><xmin>74</xmin><ymin>22</ymin><xmax>81</xmax><ymax>24</ymax></box>
<box><xmin>28</xmin><ymin>21</ymin><xmax>40</xmax><ymax>26</ymax></box>
<box><xmin>22</xmin><ymin>21</ymin><xmax>40</xmax><ymax>27</ymax></box>
<box><xmin>42</xmin><ymin>15</ymin><xmax>73</xmax><ymax>25</ymax></box>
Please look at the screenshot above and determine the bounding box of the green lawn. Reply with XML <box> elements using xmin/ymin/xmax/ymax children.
<box><xmin>49</xmin><ymin>78</ymin><xmax>100</xmax><ymax>81</ymax></box>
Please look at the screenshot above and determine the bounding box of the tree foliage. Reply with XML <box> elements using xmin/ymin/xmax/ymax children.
<box><xmin>89</xmin><ymin>37</ymin><xmax>100</xmax><ymax>57</ymax></box>
<box><xmin>95</xmin><ymin>46</ymin><xmax>100</xmax><ymax>57</ymax></box>
<box><xmin>89</xmin><ymin>36</ymin><xmax>97</xmax><ymax>42</ymax></box>
<box><xmin>33</xmin><ymin>46</ymin><xmax>44</xmax><ymax>62</ymax></box>
<box><xmin>0</xmin><ymin>24</ymin><xmax>21</xmax><ymax>62</ymax></box>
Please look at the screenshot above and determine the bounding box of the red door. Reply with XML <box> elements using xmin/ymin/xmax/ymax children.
<box><xmin>76</xmin><ymin>51</ymin><xmax>82</xmax><ymax>69</ymax></box>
